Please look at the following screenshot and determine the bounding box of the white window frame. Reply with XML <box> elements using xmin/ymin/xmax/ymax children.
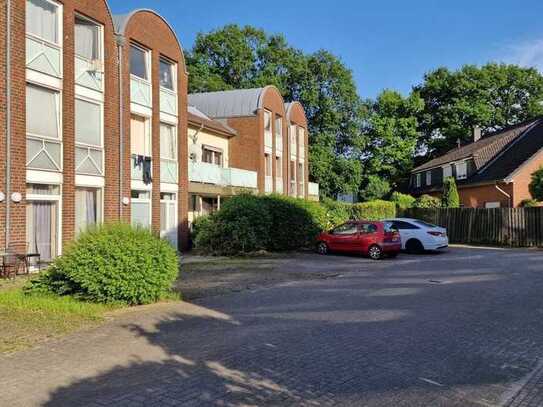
<box><xmin>456</xmin><ymin>161</ymin><xmax>468</xmax><ymax>180</ymax></box>
<box><xmin>131</xmin><ymin>114</ymin><xmax>152</xmax><ymax>157</ymax></box>
<box><xmin>415</xmin><ymin>173</ymin><xmax>422</xmax><ymax>188</ymax></box>
<box><xmin>26</xmin><ymin>183</ymin><xmax>63</xmax><ymax>260</ymax></box>
<box><xmin>25</xmin><ymin>0</ymin><xmax>63</xmax><ymax>47</ymax></box>
<box><xmin>130</xmin><ymin>43</ymin><xmax>151</xmax><ymax>83</ymax></box>
<box><xmin>75</xmin><ymin>96</ymin><xmax>104</xmax><ymax>176</ymax></box>
<box><xmin>74</xmin><ymin>13</ymin><xmax>103</xmax><ymax>63</ymax></box>
<box><xmin>131</xmin><ymin>190</ymin><xmax>152</xmax><ymax>229</ymax></box>
<box><xmin>160</xmin><ymin>122</ymin><xmax>177</xmax><ymax>161</ymax></box>
<box><xmin>443</xmin><ymin>164</ymin><xmax>452</xmax><ymax>179</ymax></box>
<box><xmin>26</xmin><ymin>82</ymin><xmax>63</xmax><ymax>172</ymax></box>
<box><xmin>159</xmin><ymin>57</ymin><xmax>177</xmax><ymax>93</ymax></box>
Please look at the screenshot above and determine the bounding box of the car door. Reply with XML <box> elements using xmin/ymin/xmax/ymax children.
<box><xmin>359</xmin><ymin>223</ymin><xmax>379</xmax><ymax>253</ymax></box>
<box><xmin>328</xmin><ymin>223</ymin><xmax>359</xmax><ymax>252</ymax></box>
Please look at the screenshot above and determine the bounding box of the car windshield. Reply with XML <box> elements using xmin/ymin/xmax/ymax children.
<box><xmin>383</xmin><ymin>222</ymin><xmax>398</xmax><ymax>233</ymax></box>
<box><xmin>413</xmin><ymin>220</ymin><xmax>439</xmax><ymax>229</ymax></box>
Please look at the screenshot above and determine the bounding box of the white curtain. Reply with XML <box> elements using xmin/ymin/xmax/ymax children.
<box><xmin>26</xmin><ymin>84</ymin><xmax>59</xmax><ymax>139</ymax></box>
<box><xmin>27</xmin><ymin>0</ymin><xmax>58</xmax><ymax>44</ymax></box>
<box><xmin>75</xmin><ymin>189</ymin><xmax>98</xmax><ymax>234</ymax></box>
<box><xmin>131</xmin><ymin>115</ymin><xmax>147</xmax><ymax>156</ymax></box>
<box><xmin>159</xmin><ymin>60</ymin><xmax>174</xmax><ymax>90</ymax></box>
<box><xmin>27</xmin><ymin>201</ymin><xmax>57</xmax><ymax>261</ymax></box>
<box><xmin>76</xmin><ymin>99</ymin><xmax>101</xmax><ymax>146</ymax></box>
<box><xmin>160</xmin><ymin>124</ymin><xmax>176</xmax><ymax>160</ymax></box>
<box><xmin>75</xmin><ymin>19</ymin><xmax>98</xmax><ymax>60</ymax></box>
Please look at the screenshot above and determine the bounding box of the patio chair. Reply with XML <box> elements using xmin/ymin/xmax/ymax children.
<box><xmin>7</xmin><ymin>241</ymin><xmax>40</xmax><ymax>274</ymax></box>
<box><xmin>1</xmin><ymin>252</ymin><xmax>22</xmax><ymax>279</ymax></box>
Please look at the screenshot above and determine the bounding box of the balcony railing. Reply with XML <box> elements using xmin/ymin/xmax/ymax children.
<box><xmin>265</xmin><ymin>131</ymin><xmax>273</xmax><ymax>149</ymax></box>
<box><xmin>75</xmin><ymin>56</ymin><xmax>103</xmax><ymax>92</ymax></box>
<box><xmin>160</xmin><ymin>88</ymin><xmax>177</xmax><ymax>116</ymax></box>
<box><xmin>189</xmin><ymin>162</ymin><xmax>257</xmax><ymax>189</ymax></box>
<box><xmin>265</xmin><ymin>176</ymin><xmax>273</xmax><ymax>193</ymax></box>
<box><xmin>26</xmin><ymin>34</ymin><xmax>62</xmax><ymax>78</ymax></box>
<box><xmin>131</xmin><ymin>155</ymin><xmax>152</xmax><ymax>182</ymax></box>
<box><xmin>308</xmin><ymin>182</ymin><xmax>319</xmax><ymax>197</ymax></box>
<box><xmin>161</xmin><ymin>159</ymin><xmax>178</xmax><ymax>184</ymax></box>
<box><xmin>130</xmin><ymin>76</ymin><xmax>152</xmax><ymax>108</ymax></box>
<box><xmin>275</xmin><ymin>178</ymin><xmax>283</xmax><ymax>194</ymax></box>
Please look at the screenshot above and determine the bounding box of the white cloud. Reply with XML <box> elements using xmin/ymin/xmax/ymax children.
<box><xmin>504</xmin><ymin>39</ymin><xmax>543</xmax><ymax>71</ymax></box>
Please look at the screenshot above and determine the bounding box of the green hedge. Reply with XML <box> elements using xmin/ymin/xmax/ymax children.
<box><xmin>414</xmin><ymin>194</ymin><xmax>442</xmax><ymax>208</ymax></box>
<box><xmin>321</xmin><ymin>198</ymin><xmax>352</xmax><ymax>229</ymax></box>
<box><xmin>390</xmin><ymin>192</ymin><xmax>416</xmax><ymax>210</ymax></box>
<box><xmin>351</xmin><ymin>200</ymin><xmax>396</xmax><ymax>221</ymax></box>
<box><xmin>25</xmin><ymin>224</ymin><xmax>179</xmax><ymax>305</ymax></box>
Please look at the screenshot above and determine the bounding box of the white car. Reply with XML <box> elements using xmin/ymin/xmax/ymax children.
<box><xmin>384</xmin><ymin>218</ymin><xmax>449</xmax><ymax>253</ymax></box>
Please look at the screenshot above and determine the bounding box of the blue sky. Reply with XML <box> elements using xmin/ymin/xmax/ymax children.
<box><xmin>108</xmin><ymin>0</ymin><xmax>543</xmax><ymax>99</ymax></box>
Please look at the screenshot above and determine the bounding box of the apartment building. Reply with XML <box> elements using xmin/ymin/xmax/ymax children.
<box><xmin>188</xmin><ymin>87</ymin><xmax>315</xmax><ymax>201</ymax></box>
<box><xmin>0</xmin><ymin>0</ymin><xmax>189</xmax><ymax>263</ymax></box>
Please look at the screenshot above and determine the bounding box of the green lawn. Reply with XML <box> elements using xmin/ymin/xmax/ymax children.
<box><xmin>0</xmin><ymin>277</ymin><xmax>119</xmax><ymax>354</ymax></box>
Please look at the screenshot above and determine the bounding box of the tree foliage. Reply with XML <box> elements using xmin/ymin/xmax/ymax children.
<box><xmin>529</xmin><ymin>168</ymin><xmax>543</xmax><ymax>202</ymax></box>
<box><xmin>442</xmin><ymin>177</ymin><xmax>460</xmax><ymax>208</ymax></box>
<box><xmin>416</xmin><ymin>63</ymin><xmax>543</xmax><ymax>156</ymax></box>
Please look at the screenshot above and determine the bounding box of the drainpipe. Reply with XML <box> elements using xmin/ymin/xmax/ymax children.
<box><xmin>495</xmin><ymin>183</ymin><xmax>512</xmax><ymax>207</ymax></box>
<box><xmin>5</xmin><ymin>0</ymin><xmax>12</xmax><ymax>246</ymax></box>
<box><xmin>116</xmin><ymin>34</ymin><xmax>125</xmax><ymax>218</ymax></box>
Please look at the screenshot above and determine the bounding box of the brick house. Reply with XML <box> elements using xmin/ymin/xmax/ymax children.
<box><xmin>409</xmin><ymin>119</ymin><xmax>543</xmax><ymax>208</ymax></box>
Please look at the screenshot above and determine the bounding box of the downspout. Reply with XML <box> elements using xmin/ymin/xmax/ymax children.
<box><xmin>495</xmin><ymin>183</ymin><xmax>512</xmax><ymax>207</ymax></box>
<box><xmin>5</xmin><ymin>0</ymin><xmax>12</xmax><ymax>246</ymax></box>
<box><xmin>116</xmin><ymin>34</ymin><xmax>125</xmax><ymax>218</ymax></box>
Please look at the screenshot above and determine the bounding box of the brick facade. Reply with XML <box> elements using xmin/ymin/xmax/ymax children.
<box><xmin>286</xmin><ymin>102</ymin><xmax>309</xmax><ymax>199</ymax></box>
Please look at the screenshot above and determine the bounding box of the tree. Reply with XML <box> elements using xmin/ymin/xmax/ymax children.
<box><xmin>414</xmin><ymin>195</ymin><xmax>442</xmax><ymax>209</ymax></box>
<box><xmin>415</xmin><ymin>63</ymin><xmax>543</xmax><ymax>157</ymax></box>
<box><xmin>529</xmin><ymin>168</ymin><xmax>543</xmax><ymax>201</ymax></box>
<box><xmin>187</xmin><ymin>24</ymin><xmax>365</xmax><ymax>198</ymax></box>
<box><xmin>360</xmin><ymin>175</ymin><xmax>391</xmax><ymax>202</ymax></box>
<box><xmin>361</xmin><ymin>90</ymin><xmax>423</xmax><ymax>189</ymax></box>
<box><xmin>442</xmin><ymin>177</ymin><xmax>460</xmax><ymax>208</ymax></box>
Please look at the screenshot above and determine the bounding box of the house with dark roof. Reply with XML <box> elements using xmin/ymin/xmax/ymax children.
<box><xmin>409</xmin><ymin>118</ymin><xmax>543</xmax><ymax>208</ymax></box>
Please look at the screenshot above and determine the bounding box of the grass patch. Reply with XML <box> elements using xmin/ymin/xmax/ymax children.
<box><xmin>0</xmin><ymin>278</ymin><xmax>120</xmax><ymax>354</ymax></box>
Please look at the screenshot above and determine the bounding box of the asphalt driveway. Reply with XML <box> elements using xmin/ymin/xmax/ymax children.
<box><xmin>2</xmin><ymin>247</ymin><xmax>543</xmax><ymax>406</ymax></box>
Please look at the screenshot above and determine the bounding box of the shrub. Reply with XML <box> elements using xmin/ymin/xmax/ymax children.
<box><xmin>194</xmin><ymin>194</ymin><xmax>323</xmax><ymax>255</ymax></box>
<box><xmin>390</xmin><ymin>192</ymin><xmax>416</xmax><ymax>210</ymax></box>
<box><xmin>520</xmin><ymin>199</ymin><xmax>539</xmax><ymax>208</ymax></box>
<box><xmin>321</xmin><ymin>198</ymin><xmax>352</xmax><ymax>229</ymax></box>
<box><xmin>360</xmin><ymin>176</ymin><xmax>391</xmax><ymax>201</ymax></box>
<box><xmin>351</xmin><ymin>200</ymin><xmax>396</xmax><ymax>220</ymax></box>
<box><xmin>529</xmin><ymin>168</ymin><xmax>543</xmax><ymax>201</ymax></box>
<box><xmin>25</xmin><ymin>224</ymin><xmax>179</xmax><ymax>305</ymax></box>
<box><xmin>442</xmin><ymin>177</ymin><xmax>460</xmax><ymax>208</ymax></box>
<box><xmin>414</xmin><ymin>194</ymin><xmax>442</xmax><ymax>209</ymax></box>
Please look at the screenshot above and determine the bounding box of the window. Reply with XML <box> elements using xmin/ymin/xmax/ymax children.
<box><xmin>75</xmin><ymin>16</ymin><xmax>101</xmax><ymax>61</ymax></box>
<box><xmin>159</xmin><ymin>58</ymin><xmax>174</xmax><ymax>90</ymax></box>
<box><xmin>264</xmin><ymin>111</ymin><xmax>272</xmax><ymax>134</ymax></box>
<box><xmin>189</xmin><ymin>194</ymin><xmax>200</xmax><ymax>212</ymax></box>
<box><xmin>290</xmin><ymin>161</ymin><xmax>296</xmax><ymax>181</ymax></box>
<box><xmin>298</xmin><ymin>127</ymin><xmax>305</xmax><ymax>147</ymax></box>
<box><xmin>456</xmin><ymin>161</ymin><xmax>467</xmax><ymax>180</ymax></box>
<box><xmin>485</xmin><ymin>202</ymin><xmax>501</xmax><ymax>209</ymax></box>
<box><xmin>443</xmin><ymin>164</ymin><xmax>452</xmax><ymax>179</ymax></box>
<box><xmin>413</xmin><ymin>220</ymin><xmax>438</xmax><ymax>228</ymax></box>
<box><xmin>202</xmin><ymin>146</ymin><xmax>223</xmax><ymax>166</ymax></box>
<box><xmin>265</xmin><ymin>154</ymin><xmax>272</xmax><ymax>177</ymax></box>
<box><xmin>290</xmin><ymin>125</ymin><xmax>297</xmax><ymax>147</ymax></box>
<box><xmin>131</xmin><ymin>115</ymin><xmax>151</xmax><ymax>157</ymax></box>
<box><xmin>75</xmin><ymin>99</ymin><xmax>103</xmax><ymax>175</ymax></box>
<box><xmin>201</xmin><ymin>197</ymin><xmax>219</xmax><ymax>215</ymax></box>
<box><xmin>393</xmin><ymin>221</ymin><xmax>420</xmax><ymax>230</ymax></box>
<box><xmin>26</xmin><ymin>84</ymin><xmax>62</xmax><ymax>171</ymax></box>
<box><xmin>160</xmin><ymin>123</ymin><xmax>177</xmax><ymax>161</ymax></box>
<box><xmin>130</xmin><ymin>44</ymin><xmax>149</xmax><ymax>80</ymax></box>
<box><xmin>426</xmin><ymin>171</ymin><xmax>432</xmax><ymax>186</ymax></box>
<box><xmin>332</xmin><ymin>223</ymin><xmax>358</xmax><ymax>235</ymax></box>
<box><xmin>26</xmin><ymin>183</ymin><xmax>61</xmax><ymax>263</ymax></box>
<box><xmin>26</xmin><ymin>0</ymin><xmax>60</xmax><ymax>44</ymax></box>
<box><xmin>275</xmin><ymin>116</ymin><xmax>283</xmax><ymax>139</ymax></box>
<box><xmin>298</xmin><ymin>162</ymin><xmax>304</xmax><ymax>182</ymax></box>
<box><xmin>415</xmin><ymin>173</ymin><xmax>422</xmax><ymax>188</ymax></box>
<box><xmin>75</xmin><ymin>187</ymin><xmax>102</xmax><ymax>234</ymax></box>
<box><xmin>160</xmin><ymin>192</ymin><xmax>177</xmax><ymax>246</ymax></box>
<box><xmin>360</xmin><ymin>224</ymin><xmax>378</xmax><ymax>234</ymax></box>
<box><xmin>276</xmin><ymin>156</ymin><xmax>282</xmax><ymax>178</ymax></box>
<box><xmin>131</xmin><ymin>190</ymin><xmax>151</xmax><ymax>228</ymax></box>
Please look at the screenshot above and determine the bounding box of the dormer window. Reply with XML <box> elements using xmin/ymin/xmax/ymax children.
<box><xmin>426</xmin><ymin>171</ymin><xmax>432</xmax><ymax>186</ymax></box>
<box><xmin>415</xmin><ymin>173</ymin><xmax>421</xmax><ymax>188</ymax></box>
<box><xmin>443</xmin><ymin>164</ymin><xmax>452</xmax><ymax>178</ymax></box>
<box><xmin>456</xmin><ymin>161</ymin><xmax>467</xmax><ymax>180</ymax></box>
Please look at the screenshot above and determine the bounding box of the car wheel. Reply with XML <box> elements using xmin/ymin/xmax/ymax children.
<box><xmin>316</xmin><ymin>242</ymin><xmax>329</xmax><ymax>255</ymax></box>
<box><xmin>406</xmin><ymin>239</ymin><xmax>424</xmax><ymax>254</ymax></box>
<box><xmin>368</xmin><ymin>245</ymin><xmax>383</xmax><ymax>260</ymax></box>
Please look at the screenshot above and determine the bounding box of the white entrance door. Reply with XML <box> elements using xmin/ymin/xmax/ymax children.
<box><xmin>160</xmin><ymin>192</ymin><xmax>178</xmax><ymax>248</ymax></box>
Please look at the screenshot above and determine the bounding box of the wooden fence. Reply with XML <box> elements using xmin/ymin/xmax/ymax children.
<box><xmin>403</xmin><ymin>208</ymin><xmax>543</xmax><ymax>247</ymax></box>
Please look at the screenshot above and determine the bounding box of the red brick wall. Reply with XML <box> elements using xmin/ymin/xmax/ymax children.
<box><xmin>510</xmin><ymin>149</ymin><xmax>543</xmax><ymax>207</ymax></box>
<box><xmin>121</xmin><ymin>10</ymin><xmax>189</xmax><ymax>250</ymax></box>
<box><xmin>0</xmin><ymin>2</ymin><xmax>6</xmax><ymax>249</ymax></box>
<box><xmin>429</xmin><ymin>183</ymin><xmax>514</xmax><ymax>208</ymax></box>
<box><xmin>286</xmin><ymin>102</ymin><xmax>309</xmax><ymax>199</ymax></box>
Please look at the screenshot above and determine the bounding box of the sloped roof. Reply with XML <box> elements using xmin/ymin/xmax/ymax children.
<box><xmin>187</xmin><ymin>106</ymin><xmax>237</xmax><ymax>137</ymax></box>
<box><xmin>413</xmin><ymin>119</ymin><xmax>540</xmax><ymax>172</ymax></box>
<box><xmin>188</xmin><ymin>87</ymin><xmax>272</xmax><ymax>119</ymax></box>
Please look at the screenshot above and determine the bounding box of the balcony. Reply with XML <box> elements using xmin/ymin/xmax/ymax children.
<box><xmin>75</xmin><ymin>56</ymin><xmax>103</xmax><ymax>91</ymax></box>
<box><xmin>130</xmin><ymin>76</ymin><xmax>152</xmax><ymax>108</ymax></box>
<box><xmin>189</xmin><ymin>162</ymin><xmax>257</xmax><ymax>189</ymax></box>
<box><xmin>160</xmin><ymin>88</ymin><xmax>177</xmax><ymax>116</ymax></box>
<box><xmin>26</xmin><ymin>35</ymin><xmax>62</xmax><ymax>78</ymax></box>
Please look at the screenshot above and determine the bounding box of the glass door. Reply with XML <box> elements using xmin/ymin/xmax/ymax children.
<box><xmin>160</xmin><ymin>193</ymin><xmax>178</xmax><ymax>248</ymax></box>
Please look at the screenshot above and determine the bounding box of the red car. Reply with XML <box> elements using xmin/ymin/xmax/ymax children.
<box><xmin>316</xmin><ymin>221</ymin><xmax>401</xmax><ymax>260</ymax></box>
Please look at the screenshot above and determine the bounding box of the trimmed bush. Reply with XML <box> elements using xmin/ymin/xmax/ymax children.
<box><xmin>351</xmin><ymin>200</ymin><xmax>396</xmax><ymax>220</ymax></box>
<box><xmin>194</xmin><ymin>194</ymin><xmax>324</xmax><ymax>255</ymax></box>
<box><xmin>321</xmin><ymin>198</ymin><xmax>352</xmax><ymax>229</ymax></box>
<box><xmin>520</xmin><ymin>199</ymin><xmax>539</xmax><ymax>208</ymax></box>
<box><xmin>25</xmin><ymin>224</ymin><xmax>179</xmax><ymax>305</ymax></box>
<box><xmin>442</xmin><ymin>177</ymin><xmax>460</xmax><ymax>208</ymax></box>
<box><xmin>414</xmin><ymin>194</ymin><xmax>442</xmax><ymax>208</ymax></box>
<box><xmin>529</xmin><ymin>167</ymin><xmax>543</xmax><ymax>201</ymax></box>
<box><xmin>390</xmin><ymin>192</ymin><xmax>416</xmax><ymax>210</ymax></box>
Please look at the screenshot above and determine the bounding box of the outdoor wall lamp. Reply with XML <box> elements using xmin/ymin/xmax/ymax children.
<box><xmin>122</xmin><ymin>197</ymin><xmax>130</xmax><ymax>206</ymax></box>
<box><xmin>11</xmin><ymin>192</ymin><xmax>22</xmax><ymax>203</ymax></box>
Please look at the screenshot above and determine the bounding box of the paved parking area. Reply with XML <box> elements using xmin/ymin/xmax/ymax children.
<box><xmin>2</xmin><ymin>247</ymin><xmax>543</xmax><ymax>406</ymax></box>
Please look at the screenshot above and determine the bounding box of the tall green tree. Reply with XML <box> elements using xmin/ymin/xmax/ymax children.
<box><xmin>529</xmin><ymin>168</ymin><xmax>543</xmax><ymax>201</ymax></box>
<box><xmin>187</xmin><ymin>24</ymin><xmax>365</xmax><ymax>198</ymax></box>
<box><xmin>415</xmin><ymin>63</ymin><xmax>543</xmax><ymax>156</ymax></box>
<box><xmin>361</xmin><ymin>90</ymin><xmax>423</xmax><ymax>191</ymax></box>
<box><xmin>442</xmin><ymin>177</ymin><xmax>460</xmax><ymax>208</ymax></box>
